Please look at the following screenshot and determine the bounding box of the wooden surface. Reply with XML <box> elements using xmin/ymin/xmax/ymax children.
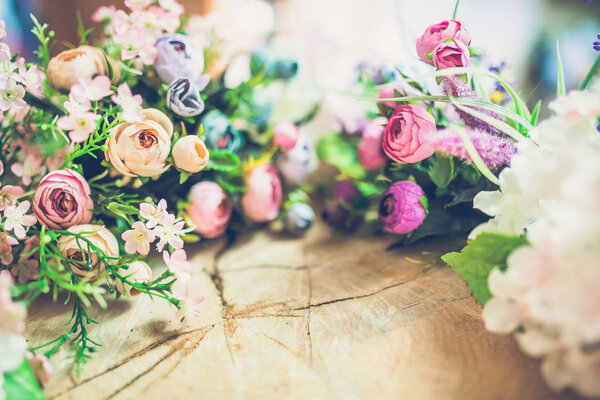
<box><xmin>25</xmin><ymin>221</ymin><xmax>580</xmax><ymax>400</ymax></box>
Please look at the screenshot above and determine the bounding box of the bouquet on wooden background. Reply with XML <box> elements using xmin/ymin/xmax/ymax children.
<box><xmin>317</xmin><ymin>6</ymin><xmax>600</xmax><ymax>397</ymax></box>
<box><xmin>0</xmin><ymin>0</ymin><xmax>317</xmax><ymax>396</ymax></box>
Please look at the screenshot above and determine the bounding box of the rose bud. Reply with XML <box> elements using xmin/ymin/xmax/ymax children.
<box><xmin>284</xmin><ymin>202</ymin><xmax>315</xmax><ymax>235</ymax></box>
<box><xmin>154</xmin><ymin>34</ymin><xmax>210</xmax><ymax>89</ymax></box>
<box><xmin>358</xmin><ymin>117</ymin><xmax>387</xmax><ymax>171</ymax></box>
<box><xmin>275</xmin><ymin>135</ymin><xmax>312</xmax><ymax>185</ymax></box>
<box><xmin>273</xmin><ymin>122</ymin><xmax>299</xmax><ymax>153</ymax></box>
<box><xmin>379</xmin><ymin>181</ymin><xmax>427</xmax><ymax>234</ymax></box>
<box><xmin>57</xmin><ymin>224</ymin><xmax>119</xmax><ymax>281</ymax></box>
<box><xmin>47</xmin><ymin>46</ymin><xmax>119</xmax><ymax>90</ymax></box>
<box><xmin>322</xmin><ymin>181</ymin><xmax>362</xmax><ymax>231</ymax></box>
<box><xmin>115</xmin><ymin>261</ymin><xmax>152</xmax><ymax>297</ymax></box>
<box><xmin>202</xmin><ymin>110</ymin><xmax>244</xmax><ymax>153</ymax></box>
<box><xmin>416</xmin><ymin>20</ymin><xmax>471</xmax><ymax>65</ymax></box>
<box><xmin>172</xmin><ymin>135</ymin><xmax>209</xmax><ymax>173</ymax></box>
<box><xmin>241</xmin><ymin>164</ymin><xmax>282</xmax><ymax>223</ymax></box>
<box><xmin>33</xmin><ymin>169</ymin><xmax>94</xmax><ymax>230</ymax></box>
<box><xmin>383</xmin><ymin>105</ymin><xmax>436</xmax><ymax>164</ymax></box>
<box><xmin>166</xmin><ymin>77</ymin><xmax>205</xmax><ymax>117</ymax></box>
<box><xmin>187</xmin><ymin>181</ymin><xmax>232</xmax><ymax>238</ymax></box>
<box><xmin>432</xmin><ymin>39</ymin><xmax>471</xmax><ymax>70</ymax></box>
<box><xmin>105</xmin><ymin>108</ymin><xmax>173</xmax><ymax>177</ymax></box>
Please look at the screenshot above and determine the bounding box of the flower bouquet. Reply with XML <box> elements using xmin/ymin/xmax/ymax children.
<box><xmin>0</xmin><ymin>0</ymin><xmax>315</xmax><ymax>395</ymax></box>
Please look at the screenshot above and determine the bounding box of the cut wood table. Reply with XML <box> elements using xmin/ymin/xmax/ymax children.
<box><xmin>25</xmin><ymin>221</ymin><xmax>579</xmax><ymax>400</ymax></box>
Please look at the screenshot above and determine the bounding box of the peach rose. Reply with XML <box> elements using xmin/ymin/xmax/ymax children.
<box><xmin>105</xmin><ymin>108</ymin><xmax>173</xmax><ymax>177</ymax></box>
<box><xmin>114</xmin><ymin>261</ymin><xmax>152</xmax><ymax>297</ymax></box>
<box><xmin>172</xmin><ymin>135</ymin><xmax>209</xmax><ymax>173</ymax></box>
<box><xmin>57</xmin><ymin>224</ymin><xmax>119</xmax><ymax>281</ymax></box>
<box><xmin>47</xmin><ymin>46</ymin><xmax>119</xmax><ymax>90</ymax></box>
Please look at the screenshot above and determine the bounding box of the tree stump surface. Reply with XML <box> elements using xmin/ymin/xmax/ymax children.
<box><xmin>25</xmin><ymin>221</ymin><xmax>580</xmax><ymax>400</ymax></box>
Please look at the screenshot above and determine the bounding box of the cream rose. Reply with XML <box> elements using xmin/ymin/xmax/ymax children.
<box><xmin>57</xmin><ymin>224</ymin><xmax>119</xmax><ymax>281</ymax></box>
<box><xmin>172</xmin><ymin>135</ymin><xmax>209</xmax><ymax>173</ymax></box>
<box><xmin>114</xmin><ymin>261</ymin><xmax>152</xmax><ymax>297</ymax></box>
<box><xmin>47</xmin><ymin>46</ymin><xmax>119</xmax><ymax>90</ymax></box>
<box><xmin>105</xmin><ymin>109</ymin><xmax>174</xmax><ymax>177</ymax></box>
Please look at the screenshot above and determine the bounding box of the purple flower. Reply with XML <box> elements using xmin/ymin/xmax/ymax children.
<box><xmin>154</xmin><ymin>34</ymin><xmax>210</xmax><ymax>89</ymax></box>
<box><xmin>322</xmin><ymin>181</ymin><xmax>362</xmax><ymax>231</ymax></box>
<box><xmin>379</xmin><ymin>181</ymin><xmax>426</xmax><ymax>234</ymax></box>
<box><xmin>594</xmin><ymin>34</ymin><xmax>600</xmax><ymax>51</ymax></box>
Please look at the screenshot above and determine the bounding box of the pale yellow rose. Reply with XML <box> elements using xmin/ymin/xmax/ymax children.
<box><xmin>172</xmin><ymin>135</ymin><xmax>209</xmax><ymax>173</ymax></box>
<box><xmin>57</xmin><ymin>224</ymin><xmax>119</xmax><ymax>281</ymax></box>
<box><xmin>105</xmin><ymin>108</ymin><xmax>174</xmax><ymax>177</ymax></box>
<box><xmin>114</xmin><ymin>261</ymin><xmax>152</xmax><ymax>297</ymax></box>
<box><xmin>47</xmin><ymin>46</ymin><xmax>119</xmax><ymax>90</ymax></box>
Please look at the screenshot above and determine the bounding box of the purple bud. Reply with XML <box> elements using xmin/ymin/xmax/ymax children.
<box><xmin>379</xmin><ymin>181</ymin><xmax>426</xmax><ymax>234</ymax></box>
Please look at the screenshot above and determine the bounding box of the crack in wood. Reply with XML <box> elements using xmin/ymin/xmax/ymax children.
<box><xmin>306</xmin><ymin>268</ymin><xmax>313</xmax><ymax>366</ymax></box>
<box><xmin>220</xmin><ymin>263</ymin><xmax>318</xmax><ymax>274</ymax></box>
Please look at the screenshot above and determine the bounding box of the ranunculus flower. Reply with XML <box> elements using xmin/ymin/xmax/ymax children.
<box><xmin>115</xmin><ymin>261</ymin><xmax>152</xmax><ymax>297</ymax></box>
<box><xmin>275</xmin><ymin>135</ymin><xmax>312</xmax><ymax>185</ymax></box>
<box><xmin>105</xmin><ymin>108</ymin><xmax>173</xmax><ymax>177</ymax></box>
<box><xmin>154</xmin><ymin>34</ymin><xmax>210</xmax><ymax>88</ymax></box>
<box><xmin>358</xmin><ymin>117</ymin><xmax>387</xmax><ymax>171</ymax></box>
<box><xmin>166</xmin><ymin>78</ymin><xmax>205</xmax><ymax>117</ymax></box>
<box><xmin>322</xmin><ymin>181</ymin><xmax>362</xmax><ymax>231</ymax></box>
<box><xmin>432</xmin><ymin>39</ymin><xmax>471</xmax><ymax>70</ymax></box>
<box><xmin>46</xmin><ymin>46</ymin><xmax>119</xmax><ymax>90</ymax></box>
<box><xmin>273</xmin><ymin>122</ymin><xmax>299</xmax><ymax>153</ymax></box>
<box><xmin>284</xmin><ymin>203</ymin><xmax>315</xmax><ymax>235</ymax></box>
<box><xmin>383</xmin><ymin>105</ymin><xmax>436</xmax><ymax>164</ymax></box>
<box><xmin>416</xmin><ymin>20</ymin><xmax>471</xmax><ymax>64</ymax></box>
<box><xmin>187</xmin><ymin>181</ymin><xmax>232</xmax><ymax>238</ymax></box>
<box><xmin>241</xmin><ymin>164</ymin><xmax>282</xmax><ymax>223</ymax></box>
<box><xmin>33</xmin><ymin>169</ymin><xmax>93</xmax><ymax>230</ymax></box>
<box><xmin>202</xmin><ymin>110</ymin><xmax>244</xmax><ymax>153</ymax></box>
<box><xmin>57</xmin><ymin>224</ymin><xmax>119</xmax><ymax>281</ymax></box>
<box><xmin>172</xmin><ymin>135</ymin><xmax>209</xmax><ymax>173</ymax></box>
<box><xmin>379</xmin><ymin>181</ymin><xmax>427</xmax><ymax>234</ymax></box>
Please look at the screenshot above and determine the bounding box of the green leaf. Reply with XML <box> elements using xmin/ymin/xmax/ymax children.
<box><xmin>205</xmin><ymin>150</ymin><xmax>241</xmax><ymax>174</ymax></box>
<box><xmin>468</xmin><ymin>47</ymin><xmax>484</xmax><ymax>57</ymax></box>
<box><xmin>452</xmin><ymin>0</ymin><xmax>460</xmax><ymax>18</ymax></box>
<box><xmin>442</xmin><ymin>233</ymin><xmax>528</xmax><ymax>304</ymax></box>
<box><xmin>179</xmin><ymin>171</ymin><xmax>191</xmax><ymax>184</ymax></box>
<box><xmin>3</xmin><ymin>358</ymin><xmax>46</xmax><ymax>400</ymax></box>
<box><xmin>106</xmin><ymin>202</ymin><xmax>139</xmax><ymax>219</ymax></box>
<box><xmin>580</xmin><ymin>54</ymin><xmax>600</xmax><ymax>91</ymax></box>
<box><xmin>316</xmin><ymin>133</ymin><xmax>366</xmax><ymax>179</ymax></box>
<box><xmin>530</xmin><ymin>100</ymin><xmax>542</xmax><ymax>126</ymax></box>
<box><xmin>419</xmin><ymin>195</ymin><xmax>429</xmax><ymax>214</ymax></box>
<box><xmin>556</xmin><ymin>41</ymin><xmax>566</xmax><ymax>97</ymax></box>
<box><xmin>428</xmin><ymin>154</ymin><xmax>455</xmax><ymax>188</ymax></box>
<box><xmin>356</xmin><ymin>181</ymin><xmax>383</xmax><ymax>197</ymax></box>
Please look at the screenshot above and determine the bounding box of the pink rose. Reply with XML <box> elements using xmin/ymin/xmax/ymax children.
<box><xmin>33</xmin><ymin>169</ymin><xmax>93</xmax><ymax>229</ymax></box>
<box><xmin>432</xmin><ymin>39</ymin><xmax>471</xmax><ymax>70</ymax></box>
<box><xmin>416</xmin><ymin>20</ymin><xmax>471</xmax><ymax>65</ymax></box>
<box><xmin>187</xmin><ymin>181</ymin><xmax>232</xmax><ymax>238</ymax></box>
<box><xmin>273</xmin><ymin>122</ymin><xmax>299</xmax><ymax>153</ymax></box>
<box><xmin>383</xmin><ymin>105</ymin><xmax>436</xmax><ymax>164</ymax></box>
<box><xmin>358</xmin><ymin>117</ymin><xmax>387</xmax><ymax>171</ymax></box>
<box><xmin>241</xmin><ymin>164</ymin><xmax>282</xmax><ymax>223</ymax></box>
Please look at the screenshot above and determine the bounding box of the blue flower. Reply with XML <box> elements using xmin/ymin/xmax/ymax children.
<box><xmin>202</xmin><ymin>110</ymin><xmax>244</xmax><ymax>153</ymax></box>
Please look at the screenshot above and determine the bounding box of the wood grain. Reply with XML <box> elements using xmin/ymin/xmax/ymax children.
<box><xmin>25</xmin><ymin>221</ymin><xmax>581</xmax><ymax>400</ymax></box>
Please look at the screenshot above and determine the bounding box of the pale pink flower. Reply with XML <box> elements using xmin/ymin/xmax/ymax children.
<box><xmin>0</xmin><ymin>47</ymin><xmax>18</xmax><ymax>81</ymax></box>
<box><xmin>64</xmin><ymin>95</ymin><xmax>92</xmax><ymax>114</ymax></box>
<box><xmin>0</xmin><ymin>185</ymin><xmax>25</xmax><ymax>211</ymax></box>
<box><xmin>121</xmin><ymin>221</ymin><xmax>156</xmax><ymax>255</ymax></box>
<box><xmin>0</xmin><ymin>159</ymin><xmax>3</xmax><ymax>177</ymax></box>
<box><xmin>0</xmin><ymin>78</ymin><xmax>26</xmax><ymax>111</ymax></box>
<box><xmin>136</xmin><ymin>44</ymin><xmax>158</xmax><ymax>65</ymax></box>
<box><xmin>0</xmin><ymin>275</ymin><xmax>26</xmax><ymax>332</ymax></box>
<box><xmin>162</xmin><ymin>249</ymin><xmax>193</xmax><ymax>278</ymax></box>
<box><xmin>11</xmin><ymin>153</ymin><xmax>44</xmax><ymax>185</ymax></box>
<box><xmin>0</xmin><ymin>270</ymin><xmax>13</xmax><ymax>307</ymax></box>
<box><xmin>172</xmin><ymin>294</ymin><xmax>203</xmax><ymax>329</ymax></box>
<box><xmin>3</xmin><ymin>201</ymin><xmax>37</xmax><ymax>239</ymax></box>
<box><xmin>114</xmin><ymin>28</ymin><xmax>145</xmax><ymax>61</ymax></box>
<box><xmin>7</xmin><ymin>103</ymin><xmax>30</xmax><ymax>122</ymax></box>
<box><xmin>10</xmin><ymin>257</ymin><xmax>39</xmax><ymax>284</ymax></box>
<box><xmin>0</xmin><ymin>232</ymin><xmax>18</xmax><ymax>266</ymax></box>
<box><xmin>26</xmin><ymin>353</ymin><xmax>53</xmax><ymax>387</ymax></box>
<box><xmin>153</xmin><ymin>214</ymin><xmax>185</xmax><ymax>251</ymax></box>
<box><xmin>125</xmin><ymin>0</ymin><xmax>154</xmax><ymax>11</ymax></box>
<box><xmin>111</xmin><ymin>83</ymin><xmax>143</xmax><ymax>123</ymax></box>
<box><xmin>57</xmin><ymin>110</ymin><xmax>100</xmax><ymax>143</ymax></box>
<box><xmin>139</xmin><ymin>199</ymin><xmax>168</xmax><ymax>228</ymax></box>
<box><xmin>91</xmin><ymin>5</ymin><xmax>117</xmax><ymax>22</ymax></box>
<box><xmin>70</xmin><ymin>76</ymin><xmax>113</xmax><ymax>102</ymax></box>
<box><xmin>158</xmin><ymin>0</ymin><xmax>184</xmax><ymax>15</ymax></box>
<box><xmin>17</xmin><ymin>64</ymin><xmax>44</xmax><ymax>94</ymax></box>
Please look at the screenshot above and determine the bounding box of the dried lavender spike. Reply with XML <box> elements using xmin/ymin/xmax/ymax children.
<box><xmin>430</xmin><ymin>128</ymin><xmax>516</xmax><ymax>170</ymax></box>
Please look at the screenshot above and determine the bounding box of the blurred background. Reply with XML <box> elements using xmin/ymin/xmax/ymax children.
<box><xmin>2</xmin><ymin>0</ymin><xmax>599</xmax><ymax>110</ymax></box>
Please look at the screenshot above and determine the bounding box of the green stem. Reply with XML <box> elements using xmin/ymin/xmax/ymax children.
<box><xmin>452</xmin><ymin>0</ymin><xmax>460</xmax><ymax>19</ymax></box>
<box><xmin>580</xmin><ymin>54</ymin><xmax>600</xmax><ymax>91</ymax></box>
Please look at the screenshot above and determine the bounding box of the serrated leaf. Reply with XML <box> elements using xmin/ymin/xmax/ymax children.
<box><xmin>442</xmin><ymin>233</ymin><xmax>528</xmax><ymax>304</ymax></box>
<box><xmin>3</xmin><ymin>358</ymin><xmax>46</xmax><ymax>400</ymax></box>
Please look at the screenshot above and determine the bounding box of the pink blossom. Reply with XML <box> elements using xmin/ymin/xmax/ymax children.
<box><xmin>70</xmin><ymin>76</ymin><xmax>113</xmax><ymax>102</ymax></box>
<box><xmin>8</xmin><ymin>103</ymin><xmax>30</xmax><ymax>122</ymax></box>
<box><xmin>163</xmin><ymin>249</ymin><xmax>193</xmax><ymax>278</ymax></box>
<box><xmin>0</xmin><ymin>185</ymin><xmax>25</xmax><ymax>211</ymax></box>
<box><xmin>91</xmin><ymin>5</ymin><xmax>117</xmax><ymax>22</ymax></box>
<box><xmin>273</xmin><ymin>122</ymin><xmax>299</xmax><ymax>153</ymax></box>
<box><xmin>114</xmin><ymin>27</ymin><xmax>146</xmax><ymax>61</ymax></box>
<box><xmin>111</xmin><ymin>83</ymin><xmax>143</xmax><ymax>123</ymax></box>
<box><xmin>0</xmin><ymin>20</ymin><xmax>5</xmax><ymax>41</ymax></box>
<box><xmin>416</xmin><ymin>20</ymin><xmax>471</xmax><ymax>64</ymax></box>
<box><xmin>241</xmin><ymin>164</ymin><xmax>282</xmax><ymax>223</ymax></box>
<box><xmin>3</xmin><ymin>200</ymin><xmax>37</xmax><ymax>239</ymax></box>
<box><xmin>358</xmin><ymin>117</ymin><xmax>387</xmax><ymax>171</ymax></box>
<box><xmin>124</xmin><ymin>0</ymin><xmax>154</xmax><ymax>11</ymax></box>
<box><xmin>121</xmin><ymin>221</ymin><xmax>155</xmax><ymax>255</ymax></box>
<box><xmin>172</xmin><ymin>295</ymin><xmax>203</xmax><ymax>329</ymax></box>
<box><xmin>11</xmin><ymin>153</ymin><xmax>44</xmax><ymax>185</ymax></box>
<box><xmin>382</xmin><ymin>105</ymin><xmax>436</xmax><ymax>164</ymax></box>
<box><xmin>153</xmin><ymin>214</ymin><xmax>185</xmax><ymax>251</ymax></box>
<box><xmin>10</xmin><ymin>257</ymin><xmax>39</xmax><ymax>284</ymax></box>
<box><xmin>139</xmin><ymin>199</ymin><xmax>168</xmax><ymax>228</ymax></box>
<box><xmin>158</xmin><ymin>0</ymin><xmax>184</xmax><ymax>15</ymax></box>
<box><xmin>26</xmin><ymin>353</ymin><xmax>53</xmax><ymax>387</ymax></box>
<box><xmin>0</xmin><ymin>78</ymin><xmax>26</xmax><ymax>111</ymax></box>
<box><xmin>187</xmin><ymin>181</ymin><xmax>232</xmax><ymax>238</ymax></box>
<box><xmin>17</xmin><ymin>64</ymin><xmax>44</xmax><ymax>95</ymax></box>
<box><xmin>432</xmin><ymin>39</ymin><xmax>471</xmax><ymax>70</ymax></box>
<box><xmin>0</xmin><ymin>47</ymin><xmax>18</xmax><ymax>81</ymax></box>
<box><xmin>0</xmin><ymin>159</ymin><xmax>3</xmax><ymax>177</ymax></box>
<box><xmin>0</xmin><ymin>232</ymin><xmax>18</xmax><ymax>266</ymax></box>
<box><xmin>57</xmin><ymin>110</ymin><xmax>99</xmax><ymax>143</ymax></box>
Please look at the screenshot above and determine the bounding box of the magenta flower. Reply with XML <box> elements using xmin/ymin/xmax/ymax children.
<box><xmin>3</xmin><ymin>200</ymin><xmax>37</xmax><ymax>239</ymax></box>
<box><xmin>416</xmin><ymin>20</ymin><xmax>471</xmax><ymax>65</ymax></box>
<box><xmin>382</xmin><ymin>105</ymin><xmax>436</xmax><ymax>164</ymax></box>
<box><xmin>121</xmin><ymin>221</ymin><xmax>155</xmax><ymax>255</ymax></box>
<box><xmin>432</xmin><ymin>39</ymin><xmax>471</xmax><ymax>70</ymax></box>
<box><xmin>379</xmin><ymin>181</ymin><xmax>427</xmax><ymax>234</ymax></box>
